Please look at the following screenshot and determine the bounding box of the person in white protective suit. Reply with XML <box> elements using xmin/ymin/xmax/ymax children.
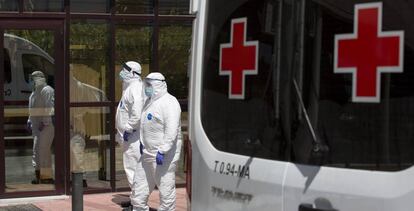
<box><xmin>129</xmin><ymin>72</ymin><xmax>182</xmax><ymax>211</ymax></box>
<box><xmin>115</xmin><ymin>61</ymin><xmax>144</xmax><ymax>207</ymax></box>
<box><xmin>27</xmin><ymin>70</ymin><xmax>55</xmax><ymax>184</ymax></box>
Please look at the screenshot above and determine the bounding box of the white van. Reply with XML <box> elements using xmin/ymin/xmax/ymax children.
<box><xmin>188</xmin><ymin>0</ymin><xmax>414</xmax><ymax>210</ymax></box>
<box><xmin>3</xmin><ymin>33</ymin><xmax>55</xmax><ymax>101</ymax></box>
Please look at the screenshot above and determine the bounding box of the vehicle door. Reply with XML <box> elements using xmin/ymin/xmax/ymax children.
<box><xmin>193</xmin><ymin>0</ymin><xmax>292</xmax><ymax>210</ymax></box>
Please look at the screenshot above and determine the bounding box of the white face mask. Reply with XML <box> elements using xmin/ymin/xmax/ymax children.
<box><xmin>119</xmin><ymin>69</ymin><xmax>130</xmax><ymax>81</ymax></box>
<box><xmin>145</xmin><ymin>86</ymin><xmax>154</xmax><ymax>97</ymax></box>
<box><xmin>33</xmin><ymin>77</ymin><xmax>46</xmax><ymax>89</ymax></box>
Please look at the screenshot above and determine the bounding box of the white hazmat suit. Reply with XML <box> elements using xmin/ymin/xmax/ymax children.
<box><xmin>115</xmin><ymin>61</ymin><xmax>144</xmax><ymax>189</ymax></box>
<box><xmin>28</xmin><ymin>71</ymin><xmax>55</xmax><ymax>183</ymax></box>
<box><xmin>131</xmin><ymin>72</ymin><xmax>182</xmax><ymax>211</ymax></box>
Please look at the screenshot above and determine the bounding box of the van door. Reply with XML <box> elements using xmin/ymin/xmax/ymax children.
<box><xmin>284</xmin><ymin>1</ymin><xmax>414</xmax><ymax>210</ymax></box>
<box><xmin>0</xmin><ymin>19</ymin><xmax>64</xmax><ymax>196</ymax></box>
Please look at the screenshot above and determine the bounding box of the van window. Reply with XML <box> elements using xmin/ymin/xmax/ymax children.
<box><xmin>4</xmin><ymin>49</ymin><xmax>11</xmax><ymax>83</ymax></box>
<box><xmin>22</xmin><ymin>53</ymin><xmax>54</xmax><ymax>84</ymax></box>
<box><xmin>201</xmin><ymin>0</ymin><xmax>294</xmax><ymax>161</ymax></box>
<box><xmin>201</xmin><ymin>0</ymin><xmax>414</xmax><ymax>172</ymax></box>
<box><xmin>290</xmin><ymin>0</ymin><xmax>414</xmax><ymax>171</ymax></box>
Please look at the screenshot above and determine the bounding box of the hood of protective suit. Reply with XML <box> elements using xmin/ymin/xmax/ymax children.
<box><xmin>31</xmin><ymin>70</ymin><xmax>47</xmax><ymax>90</ymax></box>
<box><xmin>144</xmin><ymin>72</ymin><xmax>167</xmax><ymax>102</ymax></box>
<box><xmin>120</xmin><ymin>61</ymin><xmax>142</xmax><ymax>91</ymax></box>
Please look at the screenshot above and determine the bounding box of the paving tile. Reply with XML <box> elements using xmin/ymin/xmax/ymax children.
<box><xmin>32</xmin><ymin>188</ymin><xmax>187</xmax><ymax>211</ymax></box>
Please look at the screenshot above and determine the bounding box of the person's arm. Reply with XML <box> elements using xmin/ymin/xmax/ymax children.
<box><xmin>124</xmin><ymin>84</ymin><xmax>143</xmax><ymax>132</ymax></box>
<box><xmin>158</xmin><ymin>98</ymin><xmax>181</xmax><ymax>154</ymax></box>
<box><xmin>27</xmin><ymin>94</ymin><xmax>33</xmax><ymax>129</ymax></box>
<box><xmin>42</xmin><ymin>86</ymin><xmax>55</xmax><ymax>125</ymax></box>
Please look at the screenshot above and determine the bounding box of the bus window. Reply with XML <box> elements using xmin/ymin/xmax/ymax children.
<box><xmin>292</xmin><ymin>0</ymin><xmax>414</xmax><ymax>171</ymax></box>
<box><xmin>201</xmin><ymin>0</ymin><xmax>297</xmax><ymax>161</ymax></box>
<box><xmin>22</xmin><ymin>53</ymin><xmax>54</xmax><ymax>87</ymax></box>
<box><xmin>4</xmin><ymin>48</ymin><xmax>11</xmax><ymax>83</ymax></box>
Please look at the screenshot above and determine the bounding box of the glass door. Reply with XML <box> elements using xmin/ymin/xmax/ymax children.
<box><xmin>0</xmin><ymin>20</ymin><xmax>64</xmax><ymax>196</ymax></box>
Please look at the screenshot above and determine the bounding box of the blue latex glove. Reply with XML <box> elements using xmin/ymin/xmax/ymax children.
<box><xmin>140</xmin><ymin>142</ymin><xmax>144</xmax><ymax>155</ymax></box>
<box><xmin>26</xmin><ymin>121</ymin><xmax>32</xmax><ymax>132</ymax></box>
<box><xmin>123</xmin><ymin>131</ymin><xmax>131</xmax><ymax>142</ymax></box>
<box><xmin>156</xmin><ymin>151</ymin><xmax>164</xmax><ymax>165</ymax></box>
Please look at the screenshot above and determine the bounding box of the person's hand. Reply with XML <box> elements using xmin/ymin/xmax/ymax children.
<box><xmin>140</xmin><ymin>142</ymin><xmax>144</xmax><ymax>155</ymax></box>
<box><xmin>26</xmin><ymin>121</ymin><xmax>32</xmax><ymax>132</ymax></box>
<box><xmin>156</xmin><ymin>151</ymin><xmax>164</xmax><ymax>165</ymax></box>
<box><xmin>38</xmin><ymin>122</ymin><xmax>45</xmax><ymax>131</ymax></box>
<box><xmin>123</xmin><ymin>131</ymin><xmax>131</xmax><ymax>142</ymax></box>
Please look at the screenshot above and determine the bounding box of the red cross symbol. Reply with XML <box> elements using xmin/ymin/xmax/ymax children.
<box><xmin>220</xmin><ymin>17</ymin><xmax>259</xmax><ymax>99</ymax></box>
<box><xmin>334</xmin><ymin>2</ymin><xmax>404</xmax><ymax>103</ymax></box>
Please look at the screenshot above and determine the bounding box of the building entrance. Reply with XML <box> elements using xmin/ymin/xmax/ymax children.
<box><xmin>0</xmin><ymin>19</ymin><xmax>65</xmax><ymax>197</ymax></box>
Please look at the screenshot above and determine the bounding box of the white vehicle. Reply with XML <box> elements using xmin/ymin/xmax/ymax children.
<box><xmin>3</xmin><ymin>33</ymin><xmax>106</xmax><ymax>102</ymax></box>
<box><xmin>3</xmin><ymin>33</ymin><xmax>55</xmax><ymax>101</ymax></box>
<box><xmin>187</xmin><ymin>0</ymin><xmax>414</xmax><ymax>210</ymax></box>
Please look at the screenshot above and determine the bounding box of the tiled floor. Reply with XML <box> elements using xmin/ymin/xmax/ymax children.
<box><xmin>32</xmin><ymin>188</ymin><xmax>187</xmax><ymax>211</ymax></box>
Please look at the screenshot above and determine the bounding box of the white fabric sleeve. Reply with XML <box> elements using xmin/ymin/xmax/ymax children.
<box><xmin>42</xmin><ymin>86</ymin><xmax>55</xmax><ymax>125</ymax></box>
<box><xmin>124</xmin><ymin>85</ymin><xmax>143</xmax><ymax>132</ymax></box>
<box><xmin>158</xmin><ymin>98</ymin><xmax>181</xmax><ymax>154</ymax></box>
<box><xmin>28</xmin><ymin>94</ymin><xmax>33</xmax><ymax>123</ymax></box>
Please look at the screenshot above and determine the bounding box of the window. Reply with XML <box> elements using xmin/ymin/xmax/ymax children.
<box><xmin>115</xmin><ymin>0</ymin><xmax>153</xmax><ymax>14</ymax></box>
<box><xmin>115</xmin><ymin>22</ymin><xmax>152</xmax><ymax>102</ymax></box>
<box><xmin>23</xmin><ymin>0</ymin><xmax>64</xmax><ymax>12</ymax></box>
<box><xmin>70</xmin><ymin>20</ymin><xmax>110</xmax><ymax>103</ymax></box>
<box><xmin>292</xmin><ymin>0</ymin><xmax>414</xmax><ymax>171</ymax></box>
<box><xmin>159</xmin><ymin>0</ymin><xmax>189</xmax><ymax>15</ymax></box>
<box><xmin>0</xmin><ymin>0</ymin><xmax>18</xmax><ymax>11</ymax></box>
<box><xmin>22</xmin><ymin>53</ymin><xmax>54</xmax><ymax>86</ymax></box>
<box><xmin>71</xmin><ymin>0</ymin><xmax>110</xmax><ymax>13</ymax></box>
<box><xmin>202</xmin><ymin>0</ymin><xmax>292</xmax><ymax>161</ymax></box>
<box><xmin>4</xmin><ymin>49</ymin><xmax>11</xmax><ymax>83</ymax></box>
<box><xmin>202</xmin><ymin>0</ymin><xmax>414</xmax><ymax>171</ymax></box>
<box><xmin>159</xmin><ymin>21</ymin><xmax>192</xmax><ymax>100</ymax></box>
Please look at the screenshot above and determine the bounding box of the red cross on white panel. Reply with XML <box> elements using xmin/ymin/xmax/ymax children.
<box><xmin>334</xmin><ymin>2</ymin><xmax>404</xmax><ymax>103</ymax></box>
<box><xmin>220</xmin><ymin>17</ymin><xmax>259</xmax><ymax>99</ymax></box>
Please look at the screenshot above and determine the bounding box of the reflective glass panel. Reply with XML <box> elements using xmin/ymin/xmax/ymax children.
<box><xmin>291</xmin><ymin>0</ymin><xmax>414</xmax><ymax>171</ymax></box>
<box><xmin>0</xmin><ymin>0</ymin><xmax>18</xmax><ymax>11</ymax></box>
<box><xmin>159</xmin><ymin>0</ymin><xmax>190</xmax><ymax>15</ymax></box>
<box><xmin>158</xmin><ymin>22</ymin><xmax>192</xmax><ymax>99</ymax></box>
<box><xmin>4</xmin><ymin>30</ymin><xmax>56</xmax><ymax>192</ymax></box>
<box><xmin>24</xmin><ymin>0</ymin><xmax>64</xmax><ymax>12</ymax></box>
<box><xmin>71</xmin><ymin>0</ymin><xmax>109</xmax><ymax>13</ymax></box>
<box><xmin>115</xmin><ymin>22</ymin><xmax>152</xmax><ymax>102</ymax></box>
<box><xmin>201</xmin><ymin>0</ymin><xmax>295</xmax><ymax>161</ymax></box>
<box><xmin>115</xmin><ymin>0</ymin><xmax>153</xmax><ymax>14</ymax></box>
<box><xmin>70</xmin><ymin>107</ymin><xmax>110</xmax><ymax>190</ymax></box>
<box><xmin>70</xmin><ymin>20</ymin><xmax>109</xmax><ymax>102</ymax></box>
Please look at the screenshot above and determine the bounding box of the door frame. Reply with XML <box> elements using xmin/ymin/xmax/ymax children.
<box><xmin>0</xmin><ymin>19</ymin><xmax>66</xmax><ymax>198</ymax></box>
